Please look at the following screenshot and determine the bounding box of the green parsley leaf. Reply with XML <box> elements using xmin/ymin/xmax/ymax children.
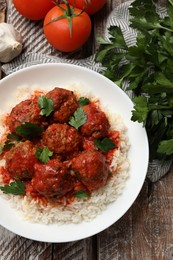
<box><xmin>131</xmin><ymin>96</ymin><xmax>149</xmax><ymax>124</ymax></box>
<box><xmin>94</xmin><ymin>138</ymin><xmax>115</xmax><ymax>153</ymax></box>
<box><xmin>108</xmin><ymin>172</ymin><xmax>113</xmax><ymax>177</ymax></box>
<box><xmin>38</xmin><ymin>96</ymin><xmax>54</xmax><ymax>117</ymax></box>
<box><xmin>96</xmin><ymin>0</ymin><xmax>173</xmax><ymax>161</ymax></box>
<box><xmin>0</xmin><ymin>143</ymin><xmax>3</xmax><ymax>155</ymax></box>
<box><xmin>74</xmin><ymin>190</ymin><xmax>90</xmax><ymax>199</ymax></box>
<box><xmin>2</xmin><ymin>133</ymin><xmax>23</xmax><ymax>151</ymax></box>
<box><xmin>74</xmin><ymin>170</ymin><xmax>81</xmax><ymax>180</ymax></box>
<box><xmin>35</xmin><ymin>146</ymin><xmax>53</xmax><ymax>164</ymax></box>
<box><xmin>157</xmin><ymin>139</ymin><xmax>173</xmax><ymax>156</ymax></box>
<box><xmin>78</xmin><ymin>97</ymin><xmax>90</xmax><ymax>106</ymax></box>
<box><xmin>68</xmin><ymin>107</ymin><xmax>87</xmax><ymax>130</ymax></box>
<box><xmin>15</xmin><ymin>122</ymin><xmax>43</xmax><ymax>139</ymax></box>
<box><xmin>0</xmin><ymin>180</ymin><xmax>26</xmax><ymax>195</ymax></box>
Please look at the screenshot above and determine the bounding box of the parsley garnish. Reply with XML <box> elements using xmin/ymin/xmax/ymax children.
<box><xmin>15</xmin><ymin>122</ymin><xmax>43</xmax><ymax>139</ymax></box>
<box><xmin>0</xmin><ymin>180</ymin><xmax>26</xmax><ymax>195</ymax></box>
<box><xmin>108</xmin><ymin>172</ymin><xmax>113</xmax><ymax>177</ymax></box>
<box><xmin>2</xmin><ymin>133</ymin><xmax>22</xmax><ymax>151</ymax></box>
<box><xmin>35</xmin><ymin>146</ymin><xmax>53</xmax><ymax>164</ymax></box>
<box><xmin>38</xmin><ymin>96</ymin><xmax>54</xmax><ymax>116</ymax></box>
<box><xmin>96</xmin><ymin>0</ymin><xmax>173</xmax><ymax>160</ymax></box>
<box><xmin>74</xmin><ymin>190</ymin><xmax>90</xmax><ymax>198</ymax></box>
<box><xmin>74</xmin><ymin>170</ymin><xmax>81</xmax><ymax>180</ymax></box>
<box><xmin>0</xmin><ymin>144</ymin><xmax>3</xmax><ymax>155</ymax></box>
<box><xmin>69</xmin><ymin>107</ymin><xmax>87</xmax><ymax>130</ymax></box>
<box><xmin>157</xmin><ymin>139</ymin><xmax>173</xmax><ymax>156</ymax></box>
<box><xmin>94</xmin><ymin>138</ymin><xmax>115</xmax><ymax>152</ymax></box>
<box><xmin>78</xmin><ymin>97</ymin><xmax>90</xmax><ymax>106</ymax></box>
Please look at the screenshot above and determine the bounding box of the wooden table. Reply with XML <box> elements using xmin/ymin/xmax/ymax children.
<box><xmin>0</xmin><ymin>1</ymin><xmax>173</xmax><ymax>259</ymax></box>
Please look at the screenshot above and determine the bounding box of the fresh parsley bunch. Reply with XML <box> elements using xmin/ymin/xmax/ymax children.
<box><xmin>96</xmin><ymin>0</ymin><xmax>173</xmax><ymax>161</ymax></box>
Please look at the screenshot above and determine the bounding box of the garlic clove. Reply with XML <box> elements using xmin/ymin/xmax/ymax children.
<box><xmin>0</xmin><ymin>23</ymin><xmax>23</xmax><ymax>63</ymax></box>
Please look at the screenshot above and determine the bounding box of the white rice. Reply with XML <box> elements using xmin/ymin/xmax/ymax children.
<box><xmin>0</xmin><ymin>83</ymin><xmax>130</xmax><ymax>225</ymax></box>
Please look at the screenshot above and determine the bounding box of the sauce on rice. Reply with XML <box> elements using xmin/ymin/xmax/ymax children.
<box><xmin>0</xmin><ymin>86</ymin><xmax>120</xmax><ymax>206</ymax></box>
<box><xmin>0</xmin><ymin>84</ymin><xmax>130</xmax><ymax>224</ymax></box>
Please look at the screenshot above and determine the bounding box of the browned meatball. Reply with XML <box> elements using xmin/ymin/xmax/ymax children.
<box><xmin>46</xmin><ymin>87</ymin><xmax>79</xmax><ymax>123</ymax></box>
<box><xmin>8</xmin><ymin>98</ymin><xmax>45</xmax><ymax>133</ymax></box>
<box><xmin>5</xmin><ymin>140</ymin><xmax>38</xmax><ymax>180</ymax></box>
<box><xmin>31</xmin><ymin>159</ymin><xmax>74</xmax><ymax>197</ymax></box>
<box><xmin>43</xmin><ymin>123</ymin><xmax>82</xmax><ymax>154</ymax></box>
<box><xmin>72</xmin><ymin>150</ymin><xmax>109</xmax><ymax>191</ymax></box>
<box><xmin>80</xmin><ymin>103</ymin><xmax>110</xmax><ymax>139</ymax></box>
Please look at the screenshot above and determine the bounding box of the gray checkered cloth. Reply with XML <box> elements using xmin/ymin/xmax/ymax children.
<box><xmin>2</xmin><ymin>0</ymin><xmax>172</xmax><ymax>182</ymax></box>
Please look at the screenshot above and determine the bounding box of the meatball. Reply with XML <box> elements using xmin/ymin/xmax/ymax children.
<box><xmin>31</xmin><ymin>159</ymin><xmax>74</xmax><ymax>197</ymax></box>
<box><xmin>72</xmin><ymin>150</ymin><xmax>109</xmax><ymax>191</ymax></box>
<box><xmin>43</xmin><ymin>123</ymin><xmax>82</xmax><ymax>154</ymax></box>
<box><xmin>5</xmin><ymin>140</ymin><xmax>38</xmax><ymax>180</ymax></box>
<box><xmin>80</xmin><ymin>103</ymin><xmax>110</xmax><ymax>138</ymax></box>
<box><xmin>46</xmin><ymin>87</ymin><xmax>79</xmax><ymax>123</ymax></box>
<box><xmin>8</xmin><ymin>98</ymin><xmax>45</xmax><ymax>133</ymax></box>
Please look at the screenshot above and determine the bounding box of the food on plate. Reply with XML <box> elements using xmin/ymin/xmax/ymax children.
<box><xmin>43</xmin><ymin>123</ymin><xmax>82</xmax><ymax>154</ymax></box>
<box><xmin>12</xmin><ymin>0</ymin><xmax>55</xmax><ymax>20</ymax></box>
<box><xmin>80</xmin><ymin>103</ymin><xmax>110</xmax><ymax>138</ymax></box>
<box><xmin>8</xmin><ymin>97</ymin><xmax>47</xmax><ymax>133</ymax></box>
<box><xmin>5</xmin><ymin>140</ymin><xmax>38</xmax><ymax>181</ymax></box>
<box><xmin>45</xmin><ymin>87</ymin><xmax>79</xmax><ymax>123</ymax></box>
<box><xmin>43</xmin><ymin>3</ymin><xmax>92</xmax><ymax>52</ymax></box>
<box><xmin>68</xmin><ymin>0</ymin><xmax>107</xmax><ymax>15</ymax></box>
<box><xmin>0</xmin><ymin>84</ymin><xmax>130</xmax><ymax>224</ymax></box>
<box><xmin>32</xmin><ymin>158</ymin><xmax>74</xmax><ymax>198</ymax></box>
<box><xmin>72</xmin><ymin>150</ymin><xmax>109</xmax><ymax>191</ymax></box>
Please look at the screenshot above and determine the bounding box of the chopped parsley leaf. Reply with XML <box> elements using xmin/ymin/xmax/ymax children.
<box><xmin>94</xmin><ymin>138</ymin><xmax>115</xmax><ymax>152</ymax></box>
<box><xmin>38</xmin><ymin>96</ymin><xmax>54</xmax><ymax>117</ymax></box>
<box><xmin>0</xmin><ymin>143</ymin><xmax>3</xmax><ymax>155</ymax></box>
<box><xmin>74</xmin><ymin>190</ymin><xmax>90</xmax><ymax>198</ymax></box>
<box><xmin>15</xmin><ymin>122</ymin><xmax>43</xmax><ymax>139</ymax></box>
<box><xmin>69</xmin><ymin>107</ymin><xmax>86</xmax><ymax>130</ymax></box>
<box><xmin>78</xmin><ymin>97</ymin><xmax>90</xmax><ymax>106</ymax></box>
<box><xmin>2</xmin><ymin>133</ymin><xmax>23</xmax><ymax>151</ymax></box>
<box><xmin>35</xmin><ymin>146</ymin><xmax>53</xmax><ymax>164</ymax></box>
<box><xmin>0</xmin><ymin>180</ymin><xmax>26</xmax><ymax>195</ymax></box>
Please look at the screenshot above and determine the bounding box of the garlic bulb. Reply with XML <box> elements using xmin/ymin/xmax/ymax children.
<box><xmin>0</xmin><ymin>23</ymin><xmax>23</xmax><ymax>63</ymax></box>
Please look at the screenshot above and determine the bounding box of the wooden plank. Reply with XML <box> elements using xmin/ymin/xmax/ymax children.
<box><xmin>97</xmin><ymin>167</ymin><xmax>173</xmax><ymax>260</ymax></box>
<box><xmin>0</xmin><ymin>230</ymin><xmax>53</xmax><ymax>260</ymax></box>
<box><xmin>53</xmin><ymin>237</ymin><xmax>96</xmax><ymax>260</ymax></box>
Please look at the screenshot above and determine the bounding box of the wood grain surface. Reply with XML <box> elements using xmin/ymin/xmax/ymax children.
<box><xmin>0</xmin><ymin>1</ymin><xmax>173</xmax><ymax>260</ymax></box>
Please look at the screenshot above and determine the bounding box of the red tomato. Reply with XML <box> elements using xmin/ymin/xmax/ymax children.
<box><xmin>43</xmin><ymin>4</ymin><xmax>92</xmax><ymax>52</ymax></box>
<box><xmin>12</xmin><ymin>0</ymin><xmax>55</xmax><ymax>20</ymax></box>
<box><xmin>67</xmin><ymin>0</ymin><xmax>106</xmax><ymax>15</ymax></box>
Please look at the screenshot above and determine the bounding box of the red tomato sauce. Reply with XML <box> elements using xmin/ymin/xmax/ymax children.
<box><xmin>0</xmin><ymin>87</ymin><xmax>120</xmax><ymax>206</ymax></box>
<box><xmin>0</xmin><ymin>166</ymin><xmax>12</xmax><ymax>184</ymax></box>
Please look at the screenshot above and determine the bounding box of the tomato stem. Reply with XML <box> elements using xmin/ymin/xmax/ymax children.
<box><xmin>63</xmin><ymin>0</ymin><xmax>72</xmax><ymax>16</ymax></box>
<box><xmin>47</xmin><ymin>0</ymin><xmax>85</xmax><ymax>38</ymax></box>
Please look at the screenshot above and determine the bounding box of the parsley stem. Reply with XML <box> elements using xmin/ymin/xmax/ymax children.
<box><xmin>148</xmin><ymin>105</ymin><xmax>173</xmax><ymax>111</ymax></box>
<box><xmin>159</xmin><ymin>25</ymin><xmax>173</xmax><ymax>33</ymax></box>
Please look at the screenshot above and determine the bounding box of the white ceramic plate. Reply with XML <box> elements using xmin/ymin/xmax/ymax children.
<box><xmin>0</xmin><ymin>63</ymin><xmax>149</xmax><ymax>242</ymax></box>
